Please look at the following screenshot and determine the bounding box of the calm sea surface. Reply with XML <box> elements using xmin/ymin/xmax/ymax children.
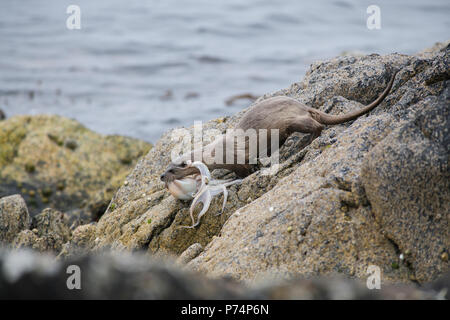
<box><xmin>0</xmin><ymin>0</ymin><xmax>449</xmax><ymax>142</ymax></box>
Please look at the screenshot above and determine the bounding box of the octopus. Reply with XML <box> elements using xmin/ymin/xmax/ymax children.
<box><xmin>165</xmin><ymin>160</ymin><xmax>242</xmax><ymax>228</ymax></box>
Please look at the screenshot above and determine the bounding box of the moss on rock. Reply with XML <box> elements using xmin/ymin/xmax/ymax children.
<box><xmin>0</xmin><ymin>115</ymin><xmax>152</xmax><ymax>223</ymax></box>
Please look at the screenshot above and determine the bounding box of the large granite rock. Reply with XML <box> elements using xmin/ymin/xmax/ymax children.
<box><xmin>0</xmin><ymin>115</ymin><xmax>152</xmax><ymax>223</ymax></box>
<box><xmin>361</xmin><ymin>89</ymin><xmax>449</xmax><ymax>283</ymax></box>
<box><xmin>61</xmin><ymin>42</ymin><xmax>449</xmax><ymax>284</ymax></box>
<box><xmin>188</xmin><ymin>43</ymin><xmax>449</xmax><ymax>283</ymax></box>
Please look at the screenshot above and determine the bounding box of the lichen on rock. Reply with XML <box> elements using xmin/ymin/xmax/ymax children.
<box><xmin>13</xmin><ymin>208</ymin><xmax>72</xmax><ymax>253</ymax></box>
<box><xmin>0</xmin><ymin>115</ymin><xmax>152</xmax><ymax>223</ymax></box>
<box><xmin>361</xmin><ymin>89</ymin><xmax>449</xmax><ymax>283</ymax></box>
<box><xmin>0</xmin><ymin>195</ymin><xmax>30</xmax><ymax>244</ymax></box>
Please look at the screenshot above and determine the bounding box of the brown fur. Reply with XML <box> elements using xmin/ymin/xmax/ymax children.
<box><xmin>161</xmin><ymin>69</ymin><xmax>398</xmax><ymax>181</ymax></box>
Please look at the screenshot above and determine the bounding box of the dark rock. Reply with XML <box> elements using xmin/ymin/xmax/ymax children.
<box><xmin>0</xmin><ymin>195</ymin><xmax>30</xmax><ymax>244</ymax></box>
<box><xmin>0</xmin><ymin>249</ymin><xmax>446</xmax><ymax>299</ymax></box>
<box><xmin>361</xmin><ymin>87</ymin><xmax>449</xmax><ymax>282</ymax></box>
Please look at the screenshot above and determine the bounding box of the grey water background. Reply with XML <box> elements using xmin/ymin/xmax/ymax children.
<box><xmin>0</xmin><ymin>0</ymin><xmax>449</xmax><ymax>143</ymax></box>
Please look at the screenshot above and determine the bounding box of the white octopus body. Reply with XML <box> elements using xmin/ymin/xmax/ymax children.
<box><xmin>167</xmin><ymin>176</ymin><xmax>200</xmax><ymax>200</ymax></box>
<box><xmin>166</xmin><ymin>161</ymin><xmax>242</xmax><ymax>228</ymax></box>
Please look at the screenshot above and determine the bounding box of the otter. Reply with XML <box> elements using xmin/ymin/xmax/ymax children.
<box><xmin>161</xmin><ymin>69</ymin><xmax>398</xmax><ymax>183</ymax></box>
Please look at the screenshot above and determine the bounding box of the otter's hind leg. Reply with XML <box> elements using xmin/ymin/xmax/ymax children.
<box><xmin>289</xmin><ymin>116</ymin><xmax>324</xmax><ymax>145</ymax></box>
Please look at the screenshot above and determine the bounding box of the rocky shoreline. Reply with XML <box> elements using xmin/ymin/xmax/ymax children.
<box><xmin>0</xmin><ymin>115</ymin><xmax>151</xmax><ymax>223</ymax></box>
<box><xmin>0</xmin><ymin>41</ymin><xmax>448</xmax><ymax>299</ymax></box>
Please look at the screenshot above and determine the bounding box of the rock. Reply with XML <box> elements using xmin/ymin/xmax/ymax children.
<box><xmin>57</xmin><ymin>223</ymin><xmax>97</xmax><ymax>258</ymax></box>
<box><xmin>63</xmin><ymin>42</ymin><xmax>449</xmax><ymax>284</ymax></box>
<box><xmin>189</xmin><ymin>117</ymin><xmax>408</xmax><ymax>281</ymax></box>
<box><xmin>88</xmin><ymin>113</ymin><xmax>245</xmax><ymax>254</ymax></box>
<box><xmin>13</xmin><ymin>208</ymin><xmax>72</xmax><ymax>252</ymax></box>
<box><xmin>176</xmin><ymin>243</ymin><xmax>204</xmax><ymax>265</ymax></box>
<box><xmin>361</xmin><ymin>88</ymin><xmax>449</xmax><ymax>283</ymax></box>
<box><xmin>0</xmin><ymin>109</ymin><xmax>5</xmax><ymax>120</ymax></box>
<box><xmin>187</xmin><ymin>43</ymin><xmax>449</xmax><ymax>283</ymax></box>
<box><xmin>0</xmin><ymin>195</ymin><xmax>30</xmax><ymax>244</ymax></box>
<box><xmin>416</xmin><ymin>40</ymin><xmax>450</xmax><ymax>58</ymax></box>
<box><xmin>0</xmin><ymin>115</ymin><xmax>152</xmax><ymax>222</ymax></box>
<box><xmin>0</xmin><ymin>248</ymin><xmax>446</xmax><ymax>299</ymax></box>
<box><xmin>63</xmin><ymin>139</ymin><xmax>78</xmax><ymax>151</ymax></box>
<box><xmin>250</xmin><ymin>274</ymin><xmax>449</xmax><ymax>300</ymax></box>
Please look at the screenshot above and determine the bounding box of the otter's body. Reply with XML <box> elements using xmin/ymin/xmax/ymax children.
<box><xmin>161</xmin><ymin>69</ymin><xmax>398</xmax><ymax>181</ymax></box>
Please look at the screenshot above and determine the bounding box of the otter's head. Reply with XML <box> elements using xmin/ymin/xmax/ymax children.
<box><xmin>160</xmin><ymin>157</ymin><xmax>199</xmax><ymax>184</ymax></box>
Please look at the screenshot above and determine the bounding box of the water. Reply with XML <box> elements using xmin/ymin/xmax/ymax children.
<box><xmin>0</xmin><ymin>0</ymin><xmax>449</xmax><ymax>143</ymax></box>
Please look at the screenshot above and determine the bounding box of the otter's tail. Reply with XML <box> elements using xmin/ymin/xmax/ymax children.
<box><xmin>317</xmin><ymin>68</ymin><xmax>399</xmax><ymax>125</ymax></box>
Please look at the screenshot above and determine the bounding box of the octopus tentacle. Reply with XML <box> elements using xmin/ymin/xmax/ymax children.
<box><xmin>179</xmin><ymin>186</ymin><xmax>210</xmax><ymax>229</ymax></box>
<box><xmin>175</xmin><ymin>161</ymin><xmax>243</xmax><ymax>228</ymax></box>
<box><xmin>218</xmin><ymin>185</ymin><xmax>227</xmax><ymax>215</ymax></box>
<box><xmin>193</xmin><ymin>189</ymin><xmax>212</xmax><ymax>227</ymax></box>
<box><xmin>187</xmin><ymin>160</ymin><xmax>211</xmax><ymax>194</ymax></box>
